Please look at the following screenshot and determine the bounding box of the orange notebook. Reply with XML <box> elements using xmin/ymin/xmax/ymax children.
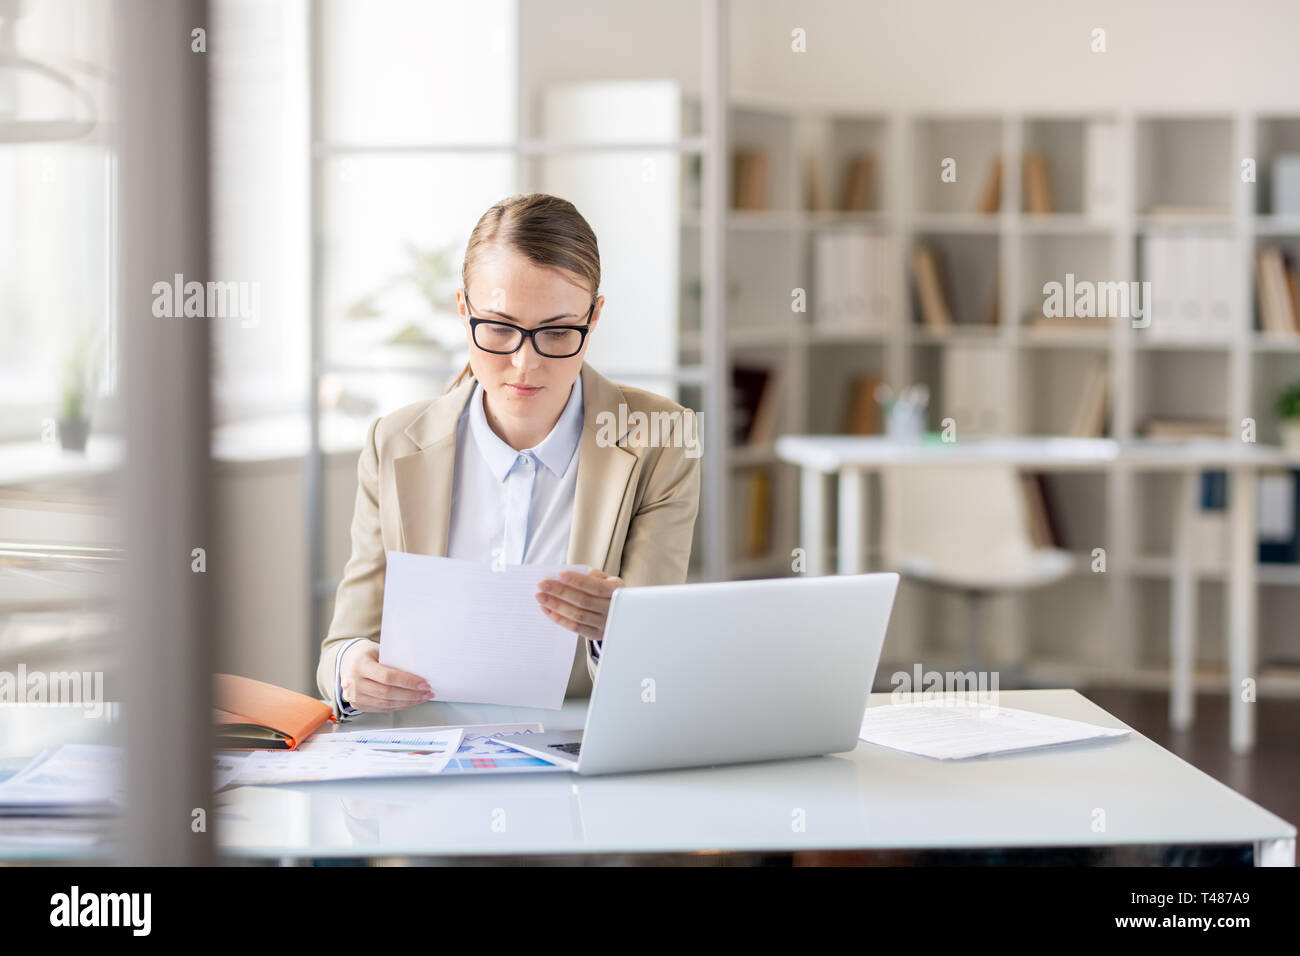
<box><xmin>214</xmin><ymin>673</ymin><xmax>334</xmax><ymax>750</ymax></box>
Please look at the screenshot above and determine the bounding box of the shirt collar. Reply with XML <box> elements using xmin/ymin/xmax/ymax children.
<box><xmin>468</xmin><ymin>374</ymin><xmax>584</xmax><ymax>481</ymax></box>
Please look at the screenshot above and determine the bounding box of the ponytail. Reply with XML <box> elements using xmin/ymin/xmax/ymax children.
<box><xmin>446</xmin><ymin>360</ymin><xmax>474</xmax><ymax>393</ymax></box>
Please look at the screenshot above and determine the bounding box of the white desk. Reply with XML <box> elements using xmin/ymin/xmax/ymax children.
<box><xmin>201</xmin><ymin>690</ymin><xmax>1294</xmax><ymax>865</ymax></box>
<box><xmin>775</xmin><ymin>436</ymin><xmax>1295</xmax><ymax>753</ymax></box>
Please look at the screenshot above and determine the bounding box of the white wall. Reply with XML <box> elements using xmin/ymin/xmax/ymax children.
<box><xmin>732</xmin><ymin>0</ymin><xmax>1300</xmax><ymax>111</ymax></box>
<box><xmin>523</xmin><ymin>0</ymin><xmax>1300</xmax><ymax>112</ymax></box>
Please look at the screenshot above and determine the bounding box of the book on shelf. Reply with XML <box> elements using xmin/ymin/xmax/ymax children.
<box><xmin>1028</xmin><ymin>311</ymin><xmax>1113</xmax><ymax>331</ymax></box>
<box><xmin>747</xmin><ymin>369</ymin><xmax>782</xmax><ymax>446</ymax></box>
<box><xmin>1022</xmin><ymin>151</ymin><xmax>1054</xmax><ymax>214</ymax></box>
<box><xmin>1141</xmin><ymin>419</ymin><xmax>1228</xmax><ymax>439</ymax></box>
<box><xmin>804</xmin><ymin>154</ymin><xmax>826</xmax><ymax>212</ymax></box>
<box><xmin>1068</xmin><ymin>359</ymin><xmax>1109</xmax><ymax>438</ymax></box>
<box><xmin>1143</xmin><ymin>204</ymin><xmax>1231</xmax><ymax>217</ymax></box>
<box><xmin>843</xmin><ymin>374</ymin><xmax>884</xmax><ymax>434</ymax></box>
<box><xmin>730</xmin><ymin>365</ymin><xmax>779</xmax><ymax>445</ymax></box>
<box><xmin>1142</xmin><ymin>235</ymin><xmax>1234</xmax><ymax>340</ymax></box>
<box><xmin>976</xmin><ymin>156</ymin><xmax>1002</xmax><ymax>214</ymax></box>
<box><xmin>1255</xmin><ymin>245</ymin><xmax>1300</xmax><ymax>335</ymax></box>
<box><xmin>814</xmin><ymin>230</ymin><xmax>898</xmax><ymax>333</ymax></box>
<box><xmin>911</xmin><ymin>243</ymin><xmax>954</xmax><ymax>330</ymax></box>
<box><xmin>743</xmin><ymin>468</ymin><xmax>773</xmax><ymax>557</ymax></box>
<box><xmin>838</xmin><ymin>153</ymin><xmax>876</xmax><ymax>212</ymax></box>
<box><xmin>1020</xmin><ymin>474</ymin><xmax>1061</xmax><ymax>549</ymax></box>
<box><xmin>731</xmin><ymin>149</ymin><xmax>769</xmax><ymax>211</ymax></box>
<box><xmin>981</xmin><ymin>274</ymin><xmax>1000</xmax><ymax>326</ymax></box>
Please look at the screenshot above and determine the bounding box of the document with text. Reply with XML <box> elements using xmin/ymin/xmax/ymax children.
<box><xmin>859</xmin><ymin>702</ymin><xmax>1131</xmax><ymax>760</ymax></box>
<box><xmin>379</xmin><ymin>551</ymin><xmax>591</xmax><ymax>709</ymax></box>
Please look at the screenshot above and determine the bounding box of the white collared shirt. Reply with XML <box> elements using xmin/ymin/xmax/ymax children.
<box><xmin>335</xmin><ymin>375</ymin><xmax>587</xmax><ymax>715</ymax></box>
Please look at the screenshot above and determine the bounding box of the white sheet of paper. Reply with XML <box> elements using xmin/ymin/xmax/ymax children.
<box><xmin>379</xmin><ymin>551</ymin><xmax>590</xmax><ymax>709</ymax></box>
<box><xmin>859</xmin><ymin>703</ymin><xmax>1131</xmax><ymax>760</ymax></box>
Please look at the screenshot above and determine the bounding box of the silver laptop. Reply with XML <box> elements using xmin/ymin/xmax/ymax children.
<box><xmin>490</xmin><ymin>572</ymin><xmax>899</xmax><ymax>775</ymax></box>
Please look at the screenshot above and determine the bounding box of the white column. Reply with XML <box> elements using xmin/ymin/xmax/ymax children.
<box><xmin>1227</xmin><ymin>465</ymin><xmax>1258</xmax><ymax>753</ymax></box>
<box><xmin>1169</xmin><ymin>469</ymin><xmax>1199</xmax><ymax>730</ymax></box>
<box><xmin>837</xmin><ymin>469</ymin><xmax>867</xmax><ymax>575</ymax></box>
<box><xmin>800</xmin><ymin>467</ymin><xmax>828</xmax><ymax>576</ymax></box>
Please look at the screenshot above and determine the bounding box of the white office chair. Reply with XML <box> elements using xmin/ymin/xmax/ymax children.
<box><xmin>880</xmin><ymin>464</ymin><xmax>1075</xmax><ymax>674</ymax></box>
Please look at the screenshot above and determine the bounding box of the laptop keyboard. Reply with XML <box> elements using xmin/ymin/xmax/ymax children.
<box><xmin>548</xmin><ymin>742</ymin><xmax>582</xmax><ymax>756</ymax></box>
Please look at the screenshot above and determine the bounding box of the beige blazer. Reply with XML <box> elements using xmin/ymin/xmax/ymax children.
<box><xmin>315</xmin><ymin>361</ymin><xmax>702</xmax><ymax>715</ymax></box>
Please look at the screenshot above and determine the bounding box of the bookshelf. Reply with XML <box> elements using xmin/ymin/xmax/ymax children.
<box><xmin>690</xmin><ymin>99</ymin><xmax>1300</xmax><ymax>692</ymax></box>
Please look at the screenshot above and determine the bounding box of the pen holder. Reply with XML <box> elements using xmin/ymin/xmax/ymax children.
<box><xmin>876</xmin><ymin>384</ymin><xmax>930</xmax><ymax>443</ymax></box>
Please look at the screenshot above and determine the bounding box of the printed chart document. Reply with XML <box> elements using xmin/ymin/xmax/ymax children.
<box><xmin>223</xmin><ymin>728</ymin><xmax>464</xmax><ymax>786</ymax></box>
<box><xmin>859</xmin><ymin>702</ymin><xmax>1131</xmax><ymax>760</ymax></box>
<box><xmin>379</xmin><ymin>551</ymin><xmax>590</xmax><ymax>709</ymax></box>
<box><xmin>0</xmin><ymin>745</ymin><xmax>124</xmax><ymax>815</ymax></box>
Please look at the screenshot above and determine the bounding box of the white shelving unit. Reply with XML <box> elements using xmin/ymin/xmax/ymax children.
<box><xmin>686</xmin><ymin>99</ymin><xmax>1300</xmax><ymax>690</ymax></box>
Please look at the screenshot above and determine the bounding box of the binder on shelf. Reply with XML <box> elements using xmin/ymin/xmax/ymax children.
<box><xmin>215</xmin><ymin>673</ymin><xmax>334</xmax><ymax>750</ymax></box>
<box><xmin>1144</xmin><ymin>236</ymin><xmax>1236</xmax><ymax>340</ymax></box>
<box><xmin>813</xmin><ymin>229</ymin><xmax>896</xmax><ymax>333</ymax></box>
<box><xmin>1258</xmin><ymin>469</ymin><xmax>1300</xmax><ymax>564</ymax></box>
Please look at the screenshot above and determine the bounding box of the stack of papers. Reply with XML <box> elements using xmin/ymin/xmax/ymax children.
<box><xmin>859</xmin><ymin>703</ymin><xmax>1131</xmax><ymax>760</ymax></box>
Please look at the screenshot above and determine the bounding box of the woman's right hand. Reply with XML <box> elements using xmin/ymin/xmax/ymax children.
<box><xmin>339</xmin><ymin>640</ymin><xmax>434</xmax><ymax>712</ymax></box>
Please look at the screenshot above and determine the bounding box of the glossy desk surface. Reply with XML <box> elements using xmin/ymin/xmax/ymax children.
<box><xmin>0</xmin><ymin>691</ymin><xmax>1291</xmax><ymax>862</ymax></box>
<box><xmin>213</xmin><ymin>690</ymin><xmax>1295</xmax><ymax>862</ymax></box>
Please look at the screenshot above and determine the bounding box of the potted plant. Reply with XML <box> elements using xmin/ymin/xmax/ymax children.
<box><xmin>57</xmin><ymin>326</ymin><xmax>99</xmax><ymax>453</ymax></box>
<box><xmin>1278</xmin><ymin>380</ymin><xmax>1300</xmax><ymax>454</ymax></box>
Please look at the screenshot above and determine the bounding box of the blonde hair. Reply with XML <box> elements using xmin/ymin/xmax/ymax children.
<box><xmin>447</xmin><ymin>193</ymin><xmax>601</xmax><ymax>392</ymax></box>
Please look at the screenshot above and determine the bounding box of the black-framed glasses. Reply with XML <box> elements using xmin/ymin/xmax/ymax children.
<box><xmin>465</xmin><ymin>291</ymin><xmax>594</xmax><ymax>359</ymax></box>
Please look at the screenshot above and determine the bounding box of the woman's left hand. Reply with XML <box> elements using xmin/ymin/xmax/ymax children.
<box><xmin>534</xmin><ymin>568</ymin><xmax>625</xmax><ymax>640</ymax></box>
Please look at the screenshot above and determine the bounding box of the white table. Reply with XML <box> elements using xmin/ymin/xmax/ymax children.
<box><xmin>774</xmin><ymin>436</ymin><xmax>1296</xmax><ymax>753</ymax></box>
<box><xmin>202</xmin><ymin>690</ymin><xmax>1293</xmax><ymax>865</ymax></box>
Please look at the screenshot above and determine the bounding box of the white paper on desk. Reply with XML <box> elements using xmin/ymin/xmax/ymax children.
<box><xmin>0</xmin><ymin>744</ymin><xmax>124</xmax><ymax>812</ymax></box>
<box><xmin>379</xmin><ymin>551</ymin><xmax>590</xmax><ymax>709</ymax></box>
<box><xmin>859</xmin><ymin>703</ymin><xmax>1131</xmax><ymax>760</ymax></box>
<box><xmin>228</xmin><ymin>728</ymin><xmax>463</xmax><ymax>786</ymax></box>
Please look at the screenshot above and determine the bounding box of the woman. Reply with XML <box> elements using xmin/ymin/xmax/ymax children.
<box><xmin>316</xmin><ymin>193</ymin><xmax>702</xmax><ymax>717</ymax></box>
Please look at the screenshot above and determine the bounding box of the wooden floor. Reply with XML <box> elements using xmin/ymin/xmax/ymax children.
<box><xmin>1083</xmin><ymin>686</ymin><xmax>1300</xmax><ymax>864</ymax></box>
